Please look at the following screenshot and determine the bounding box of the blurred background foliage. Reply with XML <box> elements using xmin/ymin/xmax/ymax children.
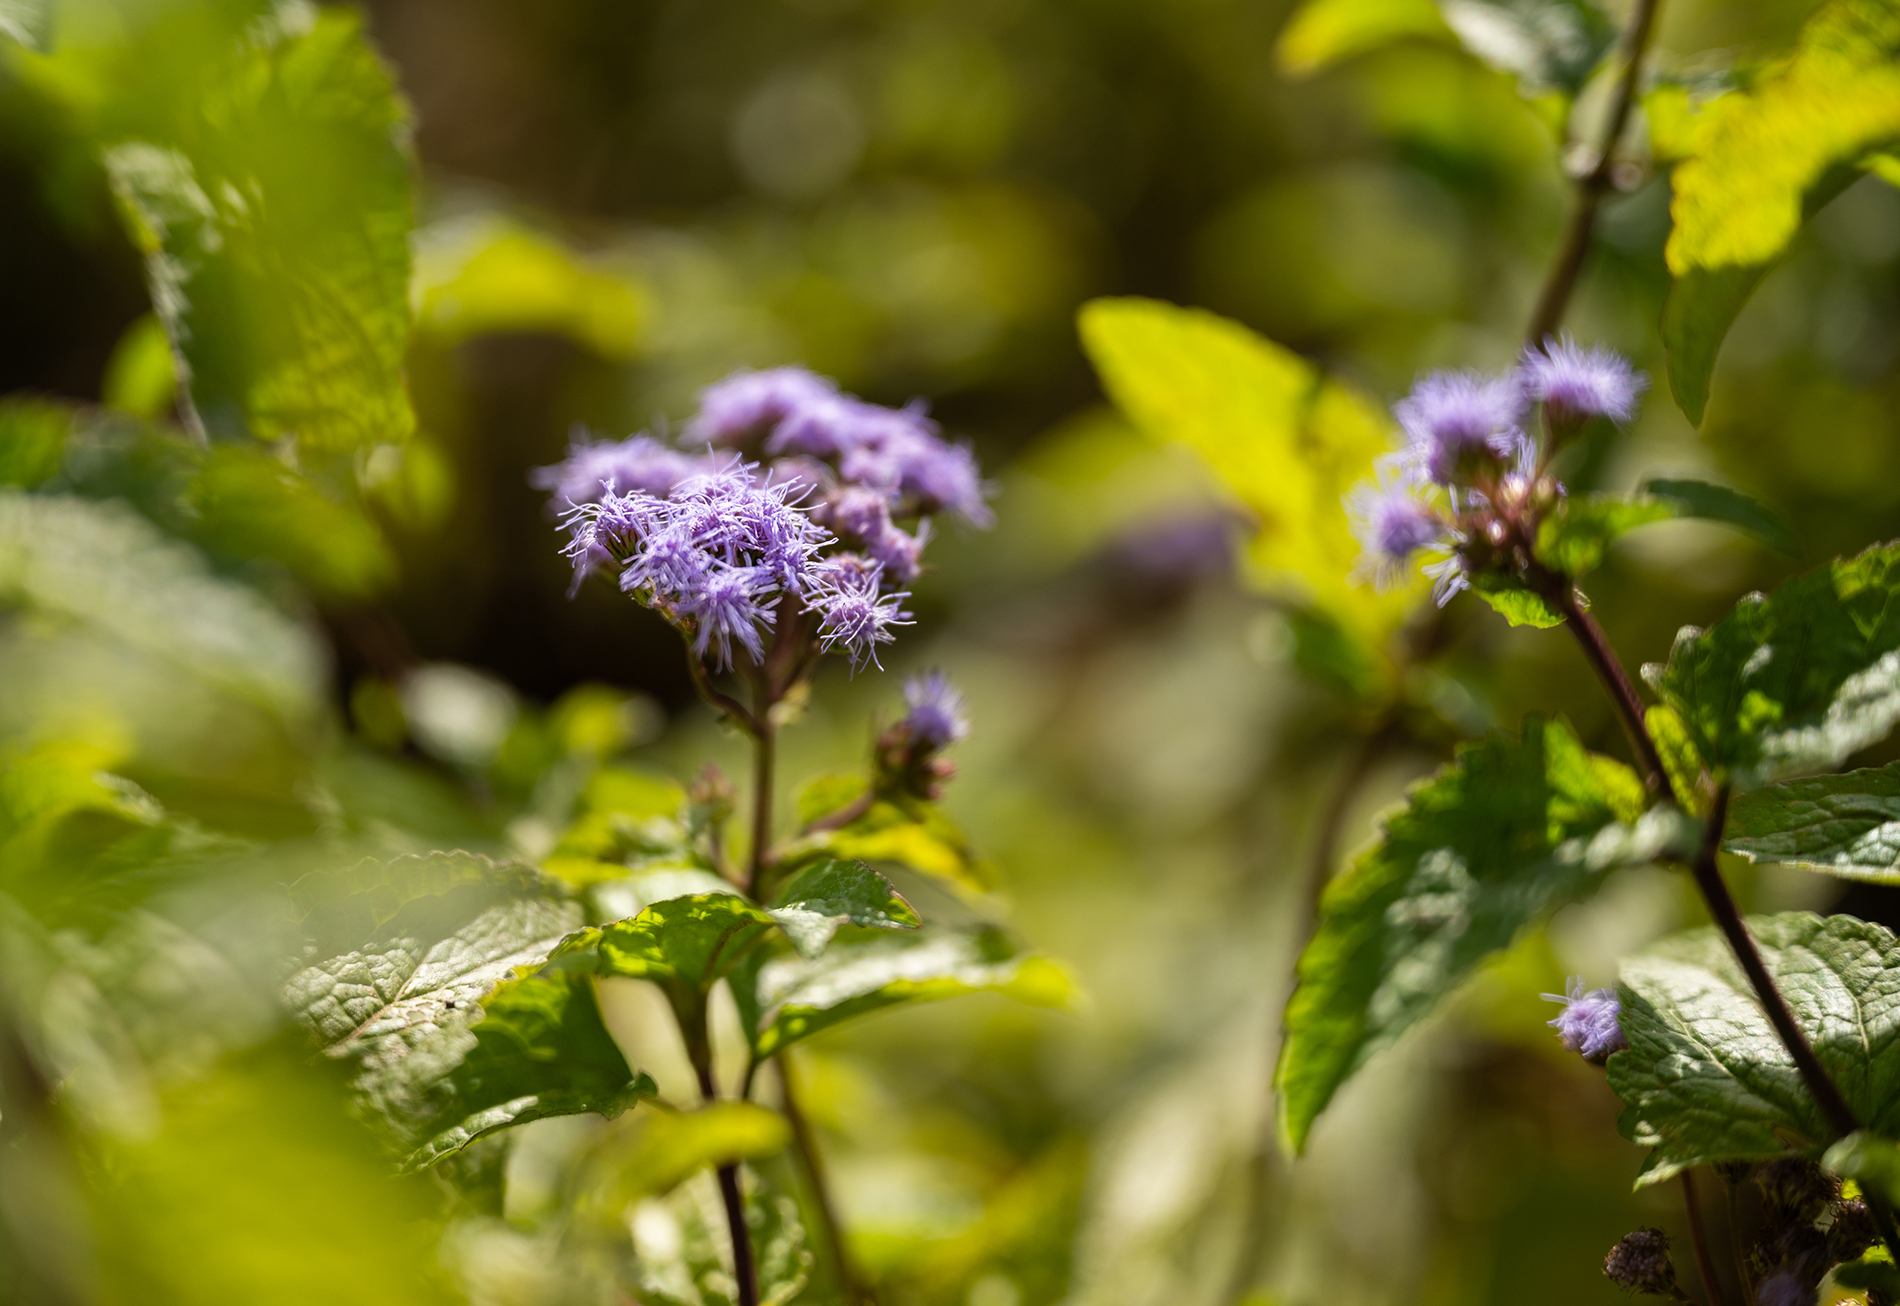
<box><xmin>4</xmin><ymin>0</ymin><xmax>1900</xmax><ymax>1302</ymax></box>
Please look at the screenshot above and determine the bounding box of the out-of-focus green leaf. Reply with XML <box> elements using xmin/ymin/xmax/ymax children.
<box><xmin>399</xmin><ymin>969</ymin><xmax>653</xmax><ymax>1170</ymax></box>
<box><xmin>549</xmin><ymin>892</ymin><xmax>777</xmax><ymax>992</ymax></box>
<box><xmin>1646</xmin><ymin>705</ymin><xmax>1711</xmax><ymax>818</ymax></box>
<box><xmin>96</xmin><ymin>6</ymin><xmax>415</xmax><ymax>450</ymax></box>
<box><xmin>1278</xmin><ymin>716</ymin><xmax>1669</xmax><ymax>1153</ymax></box>
<box><xmin>1726</xmin><ymin>762</ymin><xmax>1900</xmax><ymax>881</ymax></box>
<box><xmin>785</xmin><ymin>775</ymin><xmax>993</xmax><ymax>897</ymax></box>
<box><xmin>740</xmin><ymin>929</ymin><xmax>1075</xmax><ymax>1059</ymax></box>
<box><xmin>1437</xmin><ymin>0</ymin><xmax>1618</xmax><ymax>96</ymax></box>
<box><xmin>1609</xmin><ymin>913</ymin><xmax>1900</xmax><ymax>1184</ymax></box>
<box><xmin>554</xmin><ymin>764</ymin><xmax>692</xmax><ymax>865</ymax></box>
<box><xmin>101</xmin><ymin>313</ymin><xmax>179</xmax><ymax>419</ymax></box>
<box><xmin>1275</xmin><ymin>0</ymin><xmax>1452</xmax><ymax>76</ymax></box>
<box><xmin>765</xmin><ymin>859</ymin><xmax>919</xmax><ymax>959</ymax></box>
<box><xmin>629</xmin><ymin>1177</ymin><xmax>812</xmax><ymax>1306</ymax></box>
<box><xmin>1472</xmin><ymin>574</ymin><xmax>1565</xmax><ymax>628</ymax></box>
<box><xmin>85</xmin><ymin>1042</ymin><xmax>460</xmax><ymax>1305</ymax></box>
<box><xmin>1825</xmin><ymin>1131</ymin><xmax>1900</xmax><ymax>1206</ymax></box>
<box><xmin>1645</xmin><ymin>541</ymin><xmax>1900</xmax><ymax>788</ymax></box>
<box><xmin>1836</xmin><ymin>1249</ymin><xmax>1900</xmax><ymax>1298</ymax></box>
<box><xmin>414</xmin><ymin>214</ymin><xmax>646</xmax><ymax>359</ymax></box>
<box><xmin>0</xmin><ymin>397</ymin><xmax>72</xmax><ymax>487</ymax></box>
<box><xmin>1077</xmin><ymin>297</ymin><xmax>1419</xmax><ymax>654</ymax></box>
<box><xmin>0</xmin><ymin>0</ymin><xmax>48</xmax><ymax>50</ymax></box>
<box><xmin>1662</xmin><ymin>0</ymin><xmax>1900</xmax><ymax>423</ymax></box>
<box><xmin>0</xmin><ymin>491</ymin><xmax>323</xmax><ymax>720</ymax></box>
<box><xmin>576</xmin><ymin>1102</ymin><xmax>790</xmax><ymax>1214</ymax></box>
<box><xmin>1535</xmin><ymin>493</ymin><xmax>1676</xmax><ymax>578</ymax></box>
<box><xmin>287</xmin><ymin>851</ymin><xmax>612</xmax><ymax>1155</ymax></box>
<box><xmin>1643</xmin><ymin>477</ymin><xmax>1797</xmax><ymax>555</ymax></box>
<box><xmin>186</xmin><ymin>445</ymin><xmax>395</xmax><ymax>596</ymax></box>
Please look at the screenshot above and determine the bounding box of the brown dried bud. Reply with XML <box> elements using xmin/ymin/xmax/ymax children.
<box><xmin>1605</xmin><ymin>1227</ymin><xmax>1684</xmax><ymax>1298</ymax></box>
<box><xmin>1829</xmin><ymin>1198</ymin><xmax>1878</xmax><ymax>1265</ymax></box>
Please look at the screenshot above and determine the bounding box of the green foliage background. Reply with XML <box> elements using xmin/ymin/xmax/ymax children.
<box><xmin>7</xmin><ymin>0</ymin><xmax>1900</xmax><ymax>1303</ymax></box>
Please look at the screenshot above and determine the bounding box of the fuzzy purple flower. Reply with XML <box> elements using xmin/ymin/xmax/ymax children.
<box><xmin>1394</xmin><ymin>370</ymin><xmax>1527</xmax><ymax>486</ymax></box>
<box><xmin>681</xmin><ymin>565</ymin><xmax>778</xmax><ymax>668</ymax></box>
<box><xmin>1544</xmin><ymin>976</ymin><xmax>1626</xmax><ymax>1063</ymax></box>
<box><xmin>532</xmin><ymin>433</ymin><xmax>709</xmax><ymax>506</ymax></box>
<box><xmin>1519</xmin><ymin>335</ymin><xmax>1647</xmax><ymax>426</ymax></box>
<box><xmin>811</xmin><ymin>562</ymin><xmax>912</xmax><ymax>669</ymax></box>
<box><xmin>1347</xmin><ymin>479</ymin><xmax>1448</xmax><ymax>588</ymax></box>
<box><xmin>901</xmin><ymin>670</ymin><xmax>968</xmax><ymax>749</ymax></box>
<box><xmin>685</xmin><ymin>367</ymin><xmax>840</xmax><ymax>445</ymax></box>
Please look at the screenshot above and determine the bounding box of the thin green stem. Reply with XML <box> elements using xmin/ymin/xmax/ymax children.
<box><xmin>685</xmin><ymin>997</ymin><xmax>759</xmax><ymax>1306</ymax></box>
<box><xmin>748</xmin><ymin>688</ymin><xmax>777</xmax><ymax>901</ymax></box>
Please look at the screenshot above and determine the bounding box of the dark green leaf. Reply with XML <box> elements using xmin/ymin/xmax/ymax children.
<box><xmin>741</xmin><ymin>928</ymin><xmax>1075</xmax><ymax>1059</ymax></box>
<box><xmin>1643</xmin><ymin>478</ymin><xmax>1798</xmax><ymax>556</ymax></box>
<box><xmin>1834</xmin><ymin>1251</ymin><xmax>1900</xmax><ymax>1298</ymax></box>
<box><xmin>1472</xmin><ymin>575</ymin><xmax>1565</xmax><ymax>629</ymax></box>
<box><xmin>548</xmin><ymin>891</ymin><xmax>778</xmax><ymax>992</ymax></box>
<box><xmin>766</xmin><ymin>859</ymin><xmax>920</xmax><ymax>958</ymax></box>
<box><xmin>1726</xmin><ymin>763</ymin><xmax>1900</xmax><ymax>882</ymax></box>
<box><xmin>1646</xmin><ymin>541</ymin><xmax>1900</xmax><ymax>787</ymax></box>
<box><xmin>101</xmin><ymin>7</ymin><xmax>414</xmax><ymax>451</ymax></box>
<box><xmin>1535</xmin><ymin>493</ymin><xmax>1676</xmax><ymax>578</ymax></box>
<box><xmin>1278</xmin><ymin>716</ymin><xmax>1669</xmax><ymax>1153</ymax></box>
<box><xmin>1609</xmin><ymin>913</ymin><xmax>1900</xmax><ymax>1184</ymax></box>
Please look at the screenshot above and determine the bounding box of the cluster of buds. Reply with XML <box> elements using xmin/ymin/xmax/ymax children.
<box><xmin>539</xmin><ymin>367</ymin><xmax>992</xmax><ymax>673</ymax></box>
<box><xmin>1604</xmin><ymin>1227</ymin><xmax>1689</xmax><ymax>1301</ymax></box>
<box><xmin>873</xmin><ymin>670</ymin><xmax>970</xmax><ymax>800</ymax></box>
<box><xmin>1346</xmin><ymin>336</ymin><xmax>1647</xmax><ymax>603</ymax></box>
<box><xmin>1544</xmin><ymin>975</ymin><xmax>1628</xmax><ymax>1064</ymax></box>
<box><xmin>1744</xmin><ymin>1159</ymin><xmax>1871</xmax><ymax>1306</ymax></box>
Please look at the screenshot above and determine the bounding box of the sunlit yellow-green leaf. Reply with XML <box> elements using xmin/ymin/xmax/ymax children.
<box><xmin>1275</xmin><ymin>0</ymin><xmax>1451</xmax><ymax>76</ymax></box>
<box><xmin>1663</xmin><ymin>0</ymin><xmax>1900</xmax><ymax>423</ymax></box>
<box><xmin>1078</xmin><ymin>297</ymin><xmax>1420</xmax><ymax>657</ymax></box>
<box><xmin>415</xmin><ymin>215</ymin><xmax>646</xmax><ymax>359</ymax></box>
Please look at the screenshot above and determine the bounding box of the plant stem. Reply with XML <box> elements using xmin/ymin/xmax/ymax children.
<box><xmin>748</xmin><ymin>697</ymin><xmax>776</xmax><ymax>900</ymax></box>
<box><xmin>1524</xmin><ymin>0</ymin><xmax>1664</xmax><ymax>343</ymax></box>
<box><xmin>687</xmin><ymin>1006</ymin><xmax>760</xmax><ymax>1306</ymax></box>
<box><xmin>1679</xmin><ymin>1170</ymin><xmax>1728</xmax><ymax>1306</ymax></box>
<box><xmin>1543</xmin><ymin>576</ymin><xmax>1667</xmax><ymax>792</ymax></box>
<box><xmin>687</xmin><ymin>651</ymin><xmax>761</xmax><ymax>738</ymax></box>
<box><xmin>1721</xmin><ymin>1173</ymin><xmax>1756</xmax><ymax>1306</ymax></box>
<box><xmin>777</xmin><ymin>1051</ymin><xmax>877</xmax><ymax>1306</ymax></box>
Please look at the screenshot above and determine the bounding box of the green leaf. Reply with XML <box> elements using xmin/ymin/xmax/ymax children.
<box><xmin>1535</xmin><ymin>492</ymin><xmax>1676</xmax><ymax>578</ymax></box>
<box><xmin>183</xmin><ymin>445</ymin><xmax>395</xmax><ymax>597</ymax></box>
<box><xmin>1646</xmin><ymin>541</ymin><xmax>1900</xmax><ymax>787</ymax></box>
<box><xmin>1725</xmin><ymin>762</ymin><xmax>1900</xmax><ymax>882</ymax></box>
<box><xmin>1436</xmin><ymin>0</ymin><xmax>1618</xmax><ymax>96</ymax></box>
<box><xmin>1662</xmin><ymin>0</ymin><xmax>1900</xmax><ymax>423</ymax></box>
<box><xmin>1646</xmin><ymin>704</ymin><xmax>1712</xmax><ymax>818</ymax></box>
<box><xmin>575</xmin><ymin>1102</ymin><xmax>790</xmax><ymax>1213</ymax></box>
<box><xmin>1835</xmin><ymin>1250</ymin><xmax>1900</xmax><ymax>1299</ymax></box>
<box><xmin>285</xmin><ymin>851</ymin><xmax>639</xmax><ymax>1157</ymax></box>
<box><xmin>784</xmin><ymin>777</ymin><xmax>994</xmax><ymax>897</ymax></box>
<box><xmin>0</xmin><ymin>0</ymin><xmax>49</xmax><ymax>50</ymax></box>
<box><xmin>1643</xmin><ymin>477</ymin><xmax>1798</xmax><ymax>556</ymax></box>
<box><xmin>1609</xmin><ymin>912</ymin><xmax>1900</xmax><ymax>1184</ymax></box>
<box><xmin>765</xmin><ymin>859</ymin><xmax>920</xmax><ymax>958</ymax></box>
<box><xmin>1472</xmin><ymin>575</ymin><xmax>1565</xmax><ymax>628</ymax></box>
<box><xmin>0</xmin><ymin>491</ymin><xmax>323</xmax><ymax>721</ymax></box>
<box><xmin>100</xmin><ymin>7</ymin><xmax>415</xmax><ymax>450</ymax></box>
<box><xmin>1825</xmin><ymin>1131</ymin><xmax>1900</xmax><ymax>1207</ymax></box>
<box><xmin>1274</xmin><ymin>0</ymin><xmax>1452</xmax><ymax>76</ymax></box>
<box><xmin>549</xmin><ymin>892</ymin><xmax>778</xmax><ymax>993</ymax></box>
<box><xmin>1077</xmin><ymin>297</ymin><xmax>1420</xmax><ymax>648</ymax></box>
<box><xmin>742</xmin><ymin>928</ymin><xmax>1075</xmax><ymax>1059</ymax></box>
<box><xmin>1278</xmin><ymin>716</ymin><xmax>1666</xmax><ymax>1153</ymax></box>
<box><xmin>414</xmin><ymin>214</ymin><xmax>646</xmax><ymax>358</ymax></box>
<box><xmin>0</xmin><ymin>397</ymin><xmax>71</xmax><ymax>487</ymax></box>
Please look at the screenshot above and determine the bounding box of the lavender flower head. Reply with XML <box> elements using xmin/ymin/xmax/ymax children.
<box><xmin>901</xmin><ymin>671</ymin><xmax>968</xmax><ymax>750</ymax></box>
<box><xmin>1347</xmin><ymin>478</ymin><xmax>1449</xmax><ymax>589</ymax></box>
<box><xmin>1393</xmin><ymin>369</ymin><xmax>1527</xmax><ymax>486</ymax></box>
<box><xmin>686</xmin><ymin>367</ymin><xmax>840</xmax><ymax>445</ymax></box>
<box><xmin>531</xmin><ymin>432</ymin><xmax>711</xmax><ymax>505</ymax></box>
<box><xmin>1519</xmin><ymin>335</ymin><xmax>1647</xmax><ymax>426</ymax></box>
<box><xmin>1544</xmin><ymin>976</ymin><xmax>1627</xmax><ymax>1063</ymax></box>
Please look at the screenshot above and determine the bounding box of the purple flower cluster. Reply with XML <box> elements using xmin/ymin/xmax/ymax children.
<box><xmin>544</xmin><ymin>366</ymin><xmax>990</xmax><ymax>673</ymax></box>
<box><xmin>1344</xmin><ymin>337</ymin><xmax>1645</xmax><ymax>602</ymax></box>
<box><xmin>1544</xmin><ymin>976</ymin><xmax>1627</xmax><ymax>1063</ymax></box>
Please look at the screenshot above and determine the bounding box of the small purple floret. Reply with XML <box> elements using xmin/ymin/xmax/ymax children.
<box><xmin>901</xmin><ymin>670</ymin><xmax>968</xmax><ymax>749</ymax></box>
<box><xmin>1519</xmin><ymin>335</ymin><xmax>1646</xmax><ymax>425</ymax></box>
<box><xmin>1543</xmin><ymin>976</ymin><xmax>1626</xmax><ymax>1063</ymax></box>
<box><xmin>1394</xmin><ymin>370</ymin><xmax>1526</xmax><ymax>485</ymax></box>
<box><xmin>531</xmin><ymin>433</ymin><xmax>709</xmax><ymax>506</ymax></box>
<box><xmin>1347</xmin><ymin>480</ymin><xmax>1447</xmax><ymax>589</ymax></box>
<box><xmin>686</xmin><ymin>367</ymin><xmax>840</xmax><ymax>445</ymax></box>
<box><xmin>811</xmin><ymin>563</ymin><xmax>912</xmax><ymax>669</ymax></box>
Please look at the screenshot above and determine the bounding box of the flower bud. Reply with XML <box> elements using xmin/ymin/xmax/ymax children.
<box><xmin>1604</xmin><ymin>1228</ymin><xmax>1684</xmax><ymax>1299</ymax></box>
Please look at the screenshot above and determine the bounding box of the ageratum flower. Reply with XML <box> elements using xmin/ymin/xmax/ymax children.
<box><xmin>901</xmin><ymin>670</ymin><xmax>968</xmax><ymax>750</ymax></box>
<box><xmin>1543</xmin><ymin>976</ymin><xmax>1627</xmax><ymax>1063</ymax></box>
<box><xmin>810</xmin><ymin>560</ymin><xmax>912</xmax><ymax>669</ymax></box>
<box><xmin>685</xmin><ymin>367</ymin><xmax>840</xmax><ymax>446</ymax></box>
<box><xmin>1393</xmin><ymin>369</ymin><xmax>1527</xmax><ymax>486</ymax></box>
<box><xmin>1519</xmin><ymin>335</ymin><xmax>1647</xmax><ymax>426</ymax></box>
<box><xmin>1347</xmin><ymin>478</ymin><xmax>1450</xmax><ymax>589</ymax></box>
<box><xmin>531</xmin><ymin>432</ymin><xmax>715</xmax><ymax>505</ymax></box>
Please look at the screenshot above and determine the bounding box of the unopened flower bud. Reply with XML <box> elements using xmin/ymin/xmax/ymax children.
<box><xmin>1604</xmin><ymin>1228</ymin><xmax>1684</xmax><ymax>1299</ymax></box>
<box><xmin>1830</xmin><ymin>1198</ymin><xmax>1877</xmax><ymax>1264</ymax></box>
<box><xmin>1543</xmin><ymin>977</ymin><xmax>1627</xmax><ymax>1063</ymax></box>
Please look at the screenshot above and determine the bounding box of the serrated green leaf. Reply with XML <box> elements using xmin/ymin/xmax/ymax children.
<box><xmin>414</xmin><ymin>214</ymin><xmax>645</xmax><ymax>358</ymax></box>
<box><xmin>1662</xmin><ymin>0</ymin><xmax>1900</xmax><ymax>423</ymax></box>
<box><xmin>1275</xmin><ymin>0</ymin><xmax>1452</xmax><ymax>76</ymax></box>
<box><xmin>285</xmin><ymin>851</ymin><xmax>630</xmax><ymax>1155</ymax></box>
<box><xmin>1646</xmin><ymin>541</ymin><xmax>1900</xmax><ymax>787</ymax></box>
<box><xmin>1077</xmin><ymin>296</ymin><xmax>1420</xmax><ymax>649</ymax></box>
<box><xmin>1535</xmin><ymin>492</ymin><xmax>1677</xmax><ymax>578</ymax></box>
<box><xmin>0</xmin><ymin>491</ymin><xmax>323</xmax><ymax>720</ymax></box>
<box><xmin>1472</xmin><ymin>575</ymin><xmax>1565</xmax><ymax>628</ymax></box>
<box><xmin>1278</xmin><ymin>716</ymin><xmax>1661</xmax><ymax>1153</ymax></box>
<box><xmin>1643</xmin><ymin>477</ymin><xmax>1798</xmax><ymax>555</ymax></box>
<box><xmin>765</xmin><ymin>859</ymin><xmax>920</xmax><ymax>959</ymax></box>
<box><xmin>1609</xmin><ymin>912</ymin><xmax>1900</xmax><ymax>1184</ymax></box>
<box><xmin>1726</xmin><ymin>762</ymin><xmax>1900</xmax><ymax>882</ymax></box>
<box><xmin>740</xmin><ymin>929</ymin><xmax>1074</xmax><ymax>1059</ymax></box>
<box><xmin>1825</xmin><ymin>1131</ymin><xmax>1900</xmax><ymax>1207</ymax></box>
<box><xmin>549</xmin><ymin>892</ymin><xmax>777</xmax><ymax>993</ymax></box>
<box><xmin>99</xmin><ymin>7</ymin><xmax>414</xmax><ymax>450</ymax></box>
